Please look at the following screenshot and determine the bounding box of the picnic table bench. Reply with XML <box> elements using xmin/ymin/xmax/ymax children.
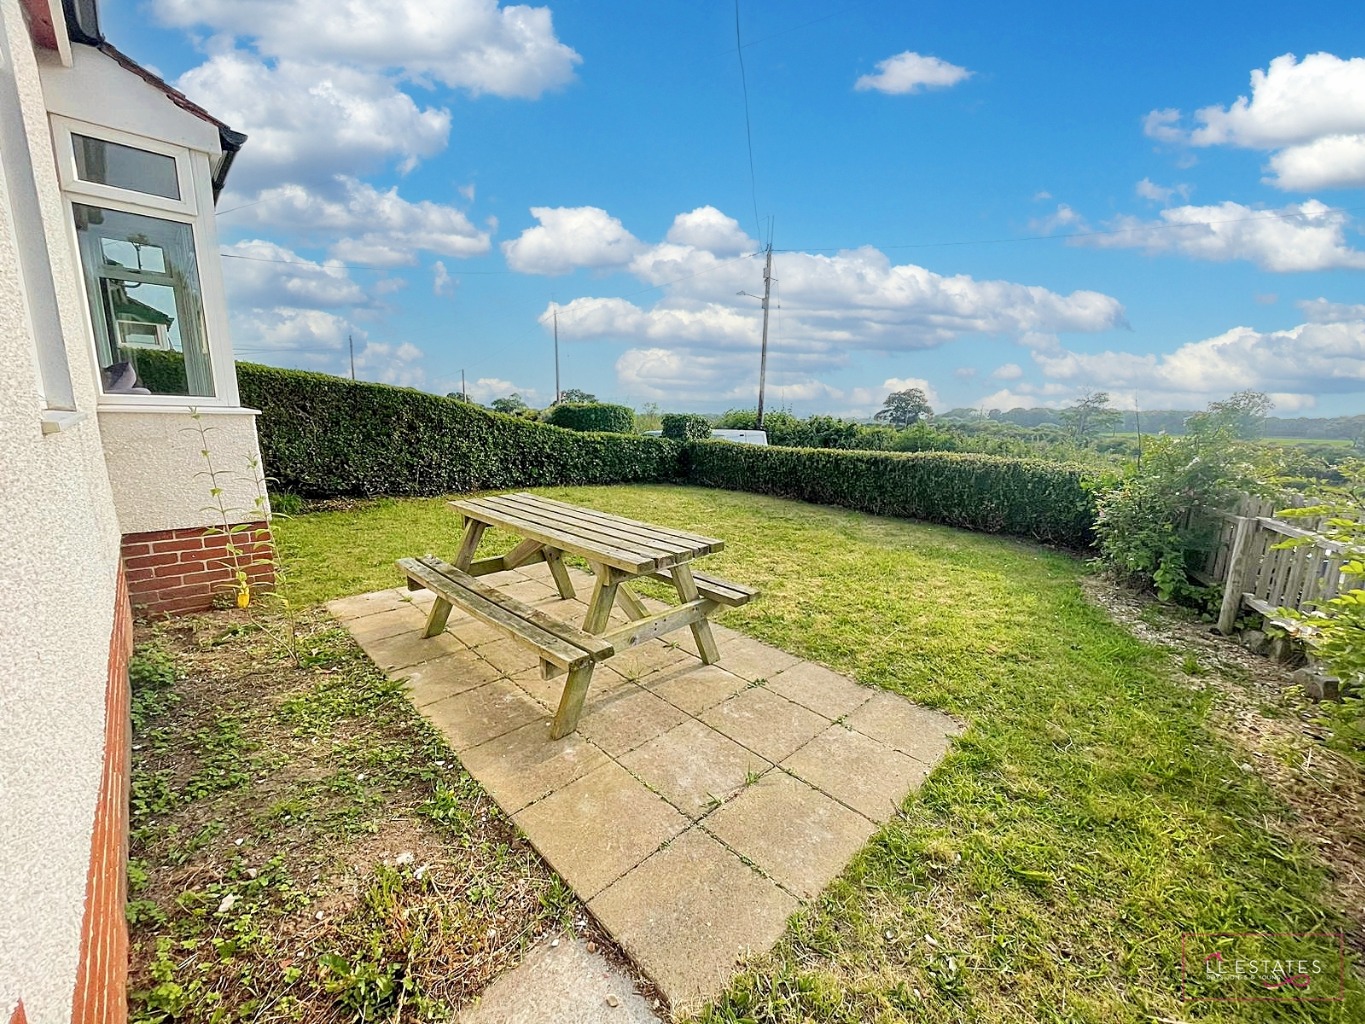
<box><xmin>397</xmin><ymin>492</ymin><xmax>757</xmax><ymax>738</ymax></box>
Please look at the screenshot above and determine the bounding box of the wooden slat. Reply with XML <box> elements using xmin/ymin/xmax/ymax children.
<box><xmin>494</xmin><ymin>493</ymin><xmax>698</xmax><ymax>555</ymax></box>
<box><xmin>501</xmin><ymin>492</ymin><xmax>725</xmax><ymax>554</ymax></box>
<box><xmin>416</xmin><ymin>557</ymin><xmax>614</xmax><ymax>660</ymax></box>
<box><xmin>399</xmin><ymin>557</ymin><xmax>611</xmax><ymax>668</ymax></box>
<box><xmin>466</xmin><ymin>548</ymin><xmax>547</xmax><ymax>577</ymax></box>
<box><xmin>601</xmin><ymin>598</ymin><xmax>713</xmax><ymax>651</ymax></box>
<box><xmin>478</xmin><ymin>494</ymin><xmax>698</xmax><ymax>564</ymax></box>
<box><xmin>449</xmin><ymin>498</ymin><xmax>663</xmax><ymax>573</ymax></box>
<box><xmin>646</xmin><ymin>568</ymin><xmax>759</xmax><ymax>607</ymax></box>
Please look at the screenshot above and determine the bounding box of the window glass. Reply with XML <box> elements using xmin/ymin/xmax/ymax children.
<box><xmin>74</xmin><ymin>203</ymin><xmax>214</xmax><ymax>397</ymax></box>
<box><xmin>73</xmin><ymin>133</ymin><xmax>180</xmax><ymax>201</ymax></box>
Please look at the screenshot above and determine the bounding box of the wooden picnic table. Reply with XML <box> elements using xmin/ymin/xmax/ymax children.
<box><xmin>398</xmin><ymin>492</ymin><xmax>757</xmax><ymax>739</ymax></box>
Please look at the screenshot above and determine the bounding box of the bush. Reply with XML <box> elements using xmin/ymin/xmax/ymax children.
<box><xmin>542</xmin><ymin>402</ymin><xmax>636</xmax><ymax>434</ymax></box>
<box><xmin>236</xmin><ymin>364</ymin><xmax>680</xmax><ymax>498</ymax></box>
<box><xmin>661</xmin><ymin>413</ymin><xmax>712</xmax><ymax>441</ymax></box>
<box><xmin>687</xmin><ymin>440</ymin><xmax>1099</xmax><ymax>546</ymax></box>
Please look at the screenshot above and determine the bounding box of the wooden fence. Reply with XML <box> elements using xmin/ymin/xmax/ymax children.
<box><xmin>1193</xmin><ymin>495</ymin><xmax>1355</xmax><ymax>635</ymax></box>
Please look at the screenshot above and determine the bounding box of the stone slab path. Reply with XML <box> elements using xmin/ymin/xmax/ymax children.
<box><xmin>331</xmin><ymin>563</ymin><xmax>962</xmax><ymax>1016</ymax></box>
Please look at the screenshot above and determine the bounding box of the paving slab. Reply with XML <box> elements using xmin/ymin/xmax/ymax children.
<box><xmin>398</xmin><ymin>654</ymin><xmax>502</xmax><ymax>707</ymax></box>
<box><xmin>782</xmin><ymin>724</ymin><xmax>932</xmax><ymax>822</ymax></box>
<box><xmin>700</xmin><ymin>686</ymin><xmax>830</xmax><ymax>763</ymax></box>
<box><xmin>766</xmin><ymin>660</ymin><xmax>874</xmax><ymax>720</ymax></box>
<box><xmin>845</xmin><ymin>691</ymin><xmax>963</xmax><ymax>765</ymax></box>
<box><xmin>705</xmin><ymin>772</ymin><xmax>876</xmax><ymax>899</ymax></box>
<box><xmin>620</xmin><ymin>718</ymin><xmax>771</xmax><ymax>818</ymax></box>
<box><xmin>514</xmin><ymin>761</ymin><xmax>688</xmax><ymax>898</ymax></box>
<box><xmin>338</xmin><ymin>585</ymin><xmax>958</xmax><ymax>1013</ymax></box>
<box><xmin>420</xmin><ymin>680</ymin><xmax>546</xmax><ymax>752</ymax></box>
<box><xmin>455</xmin><ymin>935</ymin><xmax>658</xmax><ymax>1024</ymax></box>
<box><xmin>590</xmin><ymin>829</ymin><xmax>799</xmax><ymax>1017</ymax></box>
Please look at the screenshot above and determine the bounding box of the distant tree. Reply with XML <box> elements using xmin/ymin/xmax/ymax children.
<box><xmin>490</xmin><ymin>393</ymin><xmax>528</xmax><ymax>414</ymax></box>
<box><xmin>1185</xmin><ymin>390</ymin><xmax>1274</xmax><ymax>439</ymax></box>
<box><xmin>559</xmin><ymin>388</ymin><xmax>597</xmax><ymax>403</ymax></box>
<box><xmin>874</xmin><ymin>388</ymin><xmax>933</xmax><ymax>428</ymax></box>
<box><xmin>1060</xmin><ymin>391</ymin><xmax>1122</xmax><ymax>441</ymax></box>
<box><xmin>445</xmin><ymin>391</ymin><xmax>472</xmax><ymax>402</ymax></box>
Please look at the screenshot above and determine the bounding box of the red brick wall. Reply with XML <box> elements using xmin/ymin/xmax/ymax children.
<box><xmin>121</xmin><ymin>523</ymin><xmax>275</xmax><ymax>616</ymax></box>
<box><xmin>68</xmin><ymin>567</ymin><xmax>133</xmax><ymax>1024</ymax></box>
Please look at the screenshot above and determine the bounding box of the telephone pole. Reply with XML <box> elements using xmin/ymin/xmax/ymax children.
<box><xmin>553</xmin><ymin>309</ymin><xmax>561</xmax><ymax>404</ymax></box>
<box><xmin>348</xmin><ymin>334</ymin><xmax>355</xmax><ymax>381</ymax></box>
<box><xmin>461</xmin><ymin>368</ymin><xmax>467</xmax><ymax>401</ymax></box>
<box><xmin>756</xmin><ymin>241</ymin><xmax>773</xmax><ymax>429</ymax></box>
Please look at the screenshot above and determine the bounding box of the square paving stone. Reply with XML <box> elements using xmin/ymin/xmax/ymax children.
<box><xmin>420</xmin><ymin>680</ymin><xmax>546</xmax><ymax>752</ymax></box>
<box><xmin>714</xmin><ymin>637</ymin><xmax>802</xmax><ymax>682</ymax></box>
<box><xmin>399</xmin><ymin>653</ymin><xmax>502</xmax><ymax>707</ymax></box>
<box><xmin>500</xmin><ymin>579</ymin><xmax>560</xmax><ymax>604</ymax></box>
<box><xmin>448</xmin><ymin>618</ymin><xmax>509</xmax><ymax>648</ymax></box>
<box><xmin>639</xmin><ymin>662</ymin><xmax>748</xmax><ymax>715</ymax></box>
<box><xmin>477</xmin><ymin>637</ymin><xmax>543</xmax><ymax>676</ymax></box>
<box><xmin>782</xmin><ymin>724</ymin><xmax>932</xmax><ymax>823</ymax></box>
<box><xmin>577</xmin><ymin>685</ymin><xmax>688</xmax><ymax>757</ymax></box>
<box><xmin>603</xmin><ymin>639</ymin><xmax>697</xmax><ymax>681</ymax></box>
<box><xmin>589</xmin><ymin>828</ymin><xmax>799</xmax><ymax>1014</ymax></box>
<box><xmin>845</xmin><ymin>692</ymin><xmax>963</xmax><ymax>765</ymax></box>
<box><xmin>700</xmin><ymin>686</ymin><xmax>830</xmax><ymax>763</ymax></box>
<box><xmin>619</xmin><ymin>718</ymin><xmax>771</xmax><ymax>818</ymax></box>
<box><xmin>705</xmin><ymin>772</ymin><xmax>875</xmax><ymax>899</ymax></box>
<box><xmin>458</xmin><ymin>720</ymin><xmax>610</xmax><ymax>814</ymax></box>
<box><xmin>327</xmin><ymin>589</ymin><xmax>406</xmax><ymax>621</ymax></box>
<box><xmin>765</xmin><ymin>661</ymin><xmax>873</xmax><ymax>721</ymax></box>
<box><xmin>509</xmin><ymin>663</ymin><xmax>629</xmax><ymax>713</ymax></box>
<box><xmin>347</xmin><ymin>603</ymin><xmax>428</xmax><ymax>642</ymax></box>
<box><xmin>360</xmin><ymin>629</ymin><xmax>467</xmax><ymax>672</ymax></box>
<box><xmin>514</xmin><ymin>761</ymin><xmax>688</xmax><ymax>898</ymax></box>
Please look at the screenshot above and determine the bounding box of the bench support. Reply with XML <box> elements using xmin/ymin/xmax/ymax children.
<box><xmin>424</xmin><ymin>597</ymin><xmax>455</xmax><ymax>638</ymax></box>
<box><xmin>551</xmin><ymin>662</ymin><xmax>596</xmax><ymax>739</ymax></box>
<box><xmin>544</xmin><ymin>548</ymin><xmax>575</xmax><ymax>599</ymax></box>
<box><xmin>670</xmin><ymin>563</ymin><xmax>720</xmax><ymax>664</ymax></box>
<box><xmin>584</xmin><ymin>563</ymin><xmax>621</xmax><ymax>635</ymax></box>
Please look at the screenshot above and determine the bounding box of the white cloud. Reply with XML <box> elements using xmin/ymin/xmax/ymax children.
<box><xmin>460</xmin><ymin>377</ymin><xmax>540</xmax><ymax>404</ymax></box>
<box><xmin>664</xmin><ymin>207</ymin><xmax>754</xmax><ymax>256</ymax></box>
<box><xmin>1029</xmin><ymin>317</ymin><xmax>1365</xmax><ymax>410</ymax></box>
<box><xmin>1029</xmin><ymin>203</ymin><xmax>1087</xmax><ymax>234</ymax></box>
<box><xmin>1299</xmin><ymin>297</ymin><xmax>1365</xmax><ymax>322</ymax></box>
<box><xmin>353</xmin><ymin>339</ymin><xmax>427</xmax><ymax>387</ymax></box>
<box><xmin>226</xmin><ymin>178</ymin><xmax>492</xmax><ymax>266</ymax></box>
<box><xmin>177</xmin><ymin>53</ymin><xmax>450</xmax><ymax>190</ymax></box>
<box><xmin>232</xmin><ymin>307</ymin><xmax>353</xmax><ymax>354</ymax></box>
<box><xmin>855</xmin><ymin>51</ymin><xmax>972</xmax><ymax>95</ymax></box>
<box><xmin>1135</xmin><ymin>178</ymin><xmax>1191</xmax><ymax>203</ymax></box>
<box><xmin>155</xmin><ymin>0</ymin><xmax>580</xmax><ymax>99</ymax></box>
<box><xmin>954</xmin><ymin>366</ymin><xmax>978</xmax><ymax>378</ymax></box>
<box><xmin>991</xmin><ymin>362</ymin><xmax>1024</xmax><ymax>380</ymax></box>
<box><xmin>502</xmin><ymin>206</ymin><xmax>644</xmax><ymax>275</ymax></box>
<box><xmin>220</xmin><ymin>239</ymin><xmax>369</xmax><ymax>308</ymax></box>
<box><xmin>433</xmin><ymin>261</ymin><xmax>454</xmax><ymax>296</ymax></box>
<box><xmin>1083</xmin><ymin>199</ymin><xmax>1365</xmax><ymax>272</ymax></box>
<box><xmin>1144</xmin><ymin>53</ymin><xmax>1365</xmax><ymax>190</ymax></box>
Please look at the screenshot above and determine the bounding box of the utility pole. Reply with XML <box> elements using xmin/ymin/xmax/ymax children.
<box><xmin>461</xmin><ymin>368</ymin><xmax>467</xmax><ymax>401</ymax></box>
<box><xmin>348</xmin><ymin>334</ymin><xmax>355</xmax><ymax>381</ymax></box>
<box><xmin>553</xmin><ymin>309</ymin><xmax>561</xmax><ymax>404</ymax></box>
<box><xmin>756</xmin><ymin>240</ymin><xmax>773</xmax><ymax>429</ymax></box>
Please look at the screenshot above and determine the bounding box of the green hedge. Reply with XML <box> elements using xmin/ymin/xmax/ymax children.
<box><xmin>542</xmin><ymin>402</ymin><xmax>635</xmax><ymax>433</ymax></box>
<box><xmin>236</xmin><ymin>364</ymin><xmax>680</xmax><ymax>497</ymax></box>
<box><xmin>686</xmin><ymin>440</ymin><xmax>1097</xmax><ymax>546</ymax></box>
<box><xmin>661</xmin><ymin>413</ymin><xmax>712</xmax><ymax>441</ymax></box>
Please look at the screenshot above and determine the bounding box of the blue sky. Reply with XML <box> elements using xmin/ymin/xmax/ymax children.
<box><xmin>107</xmin><ymin>1</ymin><xmax>1365</xmax><ymax>417</ymax></box>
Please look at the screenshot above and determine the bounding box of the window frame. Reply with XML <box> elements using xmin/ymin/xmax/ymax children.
<box><xmin>53</xmin><ymin>115</ymin><xmax>238</xmax><ymax>409</ymax></box>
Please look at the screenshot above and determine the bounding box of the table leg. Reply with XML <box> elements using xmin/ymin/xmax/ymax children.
<box><xmin>423</xmin><ymin>598</ymin><xmax>454</xmax><ymax>638</ymax></box>
<box><xmin>614</xmin><ymin>583</ymin><xmax>649</xmax><ymax>621</ymax></box>
<box><xmin>583</xmin><ymin>563</ymin><xmax>619</xmax><ymax>635</ymax></box>
<box><xmin>550</xmin><ymin>662</ymin><xmax>595</xmax><ymax>738</ymax></box>
<box><xmin>453</xmin><ymin>519</ymin><xmax>487</xmax><ymax>571</ymax></box>
<box><xmin>544</xmin><ymin>548</ymin><xmax>576</xmax><ymax>599</ymax></box>
<box><xmin>670</xmin><ymin>563</ymin><xmax>719</xmax><ymax>664</ymax></box>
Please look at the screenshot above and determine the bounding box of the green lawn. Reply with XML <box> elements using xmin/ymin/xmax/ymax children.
<box><xmin>278</xmin><ymin>485</ymin><xmax>1362</xmax><ymax>1022</ymax></box>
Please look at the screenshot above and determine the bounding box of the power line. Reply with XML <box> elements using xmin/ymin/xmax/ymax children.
<box><xmin>733</xmin><ymin>0</ymin><xmax>762</xmax><ymax>241</ymax></box>
<box><xmin>218</xmin><ymin>250</ymin><xmax>516</xmax><ymax>274</ymax></box>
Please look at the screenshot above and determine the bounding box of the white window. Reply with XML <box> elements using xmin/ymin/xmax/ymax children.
<box><xmin>53</xmin><ymin>116</ymin><xmax>234</xmax><ymax>405</ymax></box>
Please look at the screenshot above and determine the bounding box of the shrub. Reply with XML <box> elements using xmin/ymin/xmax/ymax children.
<box><xmin>686</xmin><ymin>440</ymin><xmax>1099</xmax><ymax>546</ymax></box>
<box><xmin>542</xmin><ymin>402</ymin><xmax>635</xmax><ymax>434</ymax></box>
<box><xmin>236</xmin><ymin>364</ymin><xmax>680</xmax><ymax>498</ymax></box>
<box><xmin>661</xmin><ymin>413</ymin><xmax>712</xmax><ymax>441</ymax></box>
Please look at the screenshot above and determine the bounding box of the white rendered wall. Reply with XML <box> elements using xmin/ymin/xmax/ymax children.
<box><xmin>99</xmin><ymin>408</ymin><xmax>268</xmax><ymax>533</ymax></box>
<box><xmin>0</xmin><ymin>2</ymin><xmax>124</xmax><ymax>1021</ymax></box>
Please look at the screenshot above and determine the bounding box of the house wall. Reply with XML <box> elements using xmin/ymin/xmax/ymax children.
<box><xmin>0</xmin><ymin>2</ymin><xmax>128</xmax><ymax>1022</ymax></box>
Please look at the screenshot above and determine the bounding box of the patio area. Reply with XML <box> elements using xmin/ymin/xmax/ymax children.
<box><xmin>329</xmin><ymin>559</ymin><xmax>962</xmax><ymax>1012</ymax></box>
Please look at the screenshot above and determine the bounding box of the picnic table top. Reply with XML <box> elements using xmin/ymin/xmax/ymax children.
<box><xmin>449</xmin><ymin>492</ymin><xmax>725</xmax><ymax>575</ymax></box>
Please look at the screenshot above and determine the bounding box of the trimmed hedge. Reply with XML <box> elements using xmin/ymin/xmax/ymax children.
<box><xmin>686</xmin><ymin>440</ymin><xmax>1097</xmax><ymax>547</ymax></box>
<box><xmin>542</xmin><ymin>402</ymin><xmax>635</xmax><ymax>433</ymax></box>
<box><xmin>661</xmin><ymin>413</ymin><xmax>712</xmax><ymax>441</ymax></box>
<box><xmin>237</xmin><ymin>364</ymin><xmax>680</xmax><ymax>497</ymax></box>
